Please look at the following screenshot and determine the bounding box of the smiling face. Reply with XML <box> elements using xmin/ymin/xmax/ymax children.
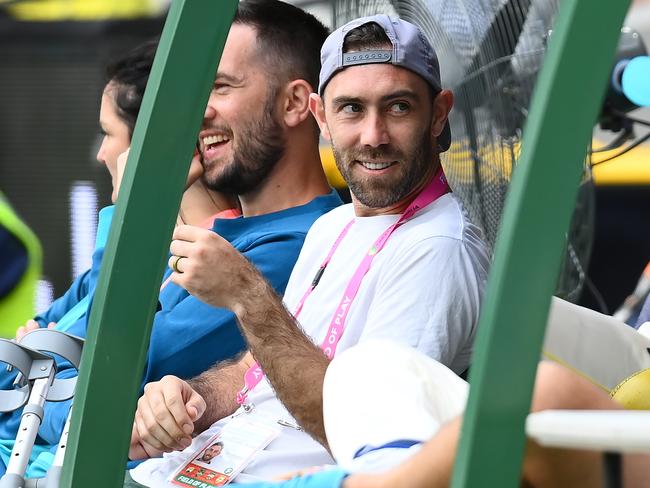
<box><xmin>198</xmin><ymin>23</ymin><xmax>285</xmax><ymax>196</ymax></box>
<box><xmin>312</xmin><ymin>63</ymin><xmax>451</xmax><ymax>215</ymax></box>
<box><xmin>97</xmin><ymin>84</ymin><xmax>131</xmax><ymax>203</ymax></box>
<box><xmin>201</xmin><ymin>443</ymin><xmax>223</xmax><ymax>462</ymax></box>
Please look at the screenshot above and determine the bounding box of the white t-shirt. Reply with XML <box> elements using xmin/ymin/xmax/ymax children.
<box><xmin>131</xmin><ymin>194</ymin><xmax>489</xmax><ymax>485</ymax></box>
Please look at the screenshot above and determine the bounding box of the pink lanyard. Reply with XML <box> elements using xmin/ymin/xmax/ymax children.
<box><xmin>236</xmin><ymin>169</ymin><xmax>451</xmax><ymax>406</ymax></box>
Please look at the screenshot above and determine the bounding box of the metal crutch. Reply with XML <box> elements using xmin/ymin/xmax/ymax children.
<box><xmin>0</xmin><ymin>329</ymin><xmax>83</xmax><ymax>488</ymax></box>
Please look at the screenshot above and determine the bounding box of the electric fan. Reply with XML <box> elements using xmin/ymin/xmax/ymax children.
<box><xmin>332</xmin><ymin>0</ymin><xmax>593</xmax><ymax>302</ymax></box>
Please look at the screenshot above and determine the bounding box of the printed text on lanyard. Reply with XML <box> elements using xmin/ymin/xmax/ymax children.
<box><xmin>236</xmin><ymin>168</ymin><xmax>451</xmax><ymax>408</ymax></box>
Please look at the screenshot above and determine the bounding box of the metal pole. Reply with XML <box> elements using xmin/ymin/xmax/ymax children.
<box><xmin>0</xmin><ymin>373</ymin><xmax>55</xmax><ymax>488</ymax></box>
<box><xmin>451</xmin><ymin>0</ymin><xmax>631</xmax><ymax>486</ymax></box>
<box><xmin>59</xmin><ymin>1</ymin><xmax>238</xmax><ymax>486</ymax></box>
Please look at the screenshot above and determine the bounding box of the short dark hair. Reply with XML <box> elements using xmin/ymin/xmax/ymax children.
<box><xmin>105</xmin><ymin>39</ymin><xmax>158</xmax><ymax>138</ymax></box>
<box><xmin>342</xmin><ymin>21</ymin><xmax>391</xmax><ymax>52</ymax></box>
<box><xmin>234</xmin><ymin>0</ymin><xmax>329</xmax><ymax>91</ymax></box>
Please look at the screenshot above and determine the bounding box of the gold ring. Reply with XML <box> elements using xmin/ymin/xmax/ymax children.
<box><xmin>172</xmin><ymin>255</ymin><xmax>184</xmax><ymax>273</ymax></box>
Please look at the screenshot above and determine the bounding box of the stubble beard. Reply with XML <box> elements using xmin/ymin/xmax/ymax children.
<box><xmin>201</xmin><ymin>92</ymin><xmax>285</xmax><ymax>196</ymax></box>
<box><xmin>332</xmin><ymin>127</ymin><xmax>436</xmax><ymax>209</ymax></box>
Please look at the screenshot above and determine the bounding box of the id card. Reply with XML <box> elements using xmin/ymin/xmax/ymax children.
<box><xmin>169</xmin><ymin>415</ymin><xmax>280</xmax><ymax>487</ymax></box>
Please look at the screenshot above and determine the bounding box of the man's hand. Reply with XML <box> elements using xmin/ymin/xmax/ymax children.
<box><xmin>16</xmin><ymin>319</ymin><xmax>55</xmax><ymax>341</ymax></box>
<box><xmin>129</xmin><ymin>423</ymin><xmax>164</xmax><ymax>461</ymax></box>
<box><xmin>169</xmin><ymin>225</ymin><xmax>264</xmax><ymax>312</ymax></box>
<box><xmin>170</xmin><ymin>225</ymin><xmax>330</xmax><ymax>446</ymax></box>
<box><xmin>131</xmin><ymin>375</ymin><xmax>207</xmax><ymax>455</ymax></box>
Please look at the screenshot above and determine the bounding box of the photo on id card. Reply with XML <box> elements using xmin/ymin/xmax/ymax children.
<box><xmin>169</xmin><ymin>416</ymin><xmax>279</xmax><ymax>487</ymax></box>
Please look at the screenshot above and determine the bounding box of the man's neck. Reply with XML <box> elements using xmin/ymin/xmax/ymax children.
<box><xmin>239</xmin><ymin>145</ymin><xmax>331</xmax><ymax>217</ymax></box>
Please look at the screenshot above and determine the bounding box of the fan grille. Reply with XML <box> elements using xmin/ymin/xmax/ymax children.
<box><xmin>331</xmin><ymin>0</ymin><xmax>592</xmax><ymax>301</ymax></box>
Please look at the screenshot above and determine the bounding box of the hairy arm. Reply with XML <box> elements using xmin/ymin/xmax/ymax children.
<box><xmin>231</xmin><ymin>274</ymin><xmax>331</xmax><ymax>448</ymax></box>
<box><xmin>130</xmin><ymin>353</ymin><xmax>248</xmax><ymax>459</ymax></box>
<box><xmin>170</xmin><ymin>225</ymin><xmax>331</xmax><ymax>447</ymax></box>
<box><xmin>187</xmin><ymin>353</ymin><xmax>251</xmax><ymax>433</ymax></box>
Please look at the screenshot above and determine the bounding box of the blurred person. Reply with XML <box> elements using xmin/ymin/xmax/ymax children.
<box><xmin>0</xmin><ymin>192</ymin><xmax>41</xmax><ymax>337</ymax></box>
<box><xmin>126</xmin><ymin>13</ymin><xmax>489</xmax><ymax>487</ymax></box>
<box><xmin>115</xmin><ymin>0</ymin><xmax>341</xmax><ymax>472</ymax></box>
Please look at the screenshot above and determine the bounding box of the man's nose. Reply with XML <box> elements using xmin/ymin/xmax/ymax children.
<box><xmin>359</xmin><ymin>113</ymin><xmax>390</xmax><ymax>148</ymax></box>
<box><xmin>203</xmin><ymin>103</ymin><xmax>217</xmax><ymax>121</ymax></box>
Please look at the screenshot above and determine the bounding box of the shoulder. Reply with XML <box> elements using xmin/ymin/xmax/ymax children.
<box><xmin>415</xmin><ymin>194</ymin><xmax>477</xmax><ymax>238</ymax></box>
<box><xmin>382</xmin><ymin>194</ymin><xmax>490</xmax><ymax>278</ymax></box>
<box><xmin>393</xmin><ymin>194</ymin><xmax>484</xmax><ymax>249</ymax></box>
<box><xmin>225</xmin><ymin>192</ymin><xmax>344</xmax><ymax>247</ymax></box>
<box><xmin>306</xmin><ymin>203</ymin><xmax>355</xmax><ymax>234</ymax></box>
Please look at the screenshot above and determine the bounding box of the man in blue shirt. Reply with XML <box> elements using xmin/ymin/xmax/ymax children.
<box><xmin>0</xmin><ymin>0</ymin><xmax>340</xmax><ymax>476</ymax></box>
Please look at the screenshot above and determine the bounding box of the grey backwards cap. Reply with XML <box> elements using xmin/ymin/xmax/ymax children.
<box><xmin>318</xmin><ymin>14</ymin><xmax>451</xmax><ymax>152</ymax></box>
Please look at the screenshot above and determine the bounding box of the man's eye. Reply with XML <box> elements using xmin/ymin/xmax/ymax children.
<box><xmin>213</xmin><ymin>83</ymin><xmax>230</xmax><ymax>93</ymax></box>
<box><xmin>391</xmin><ymin>102</ymin><xmax>409</xmax><ymax>113</ymax></box>
<box><xmin>342</xmin><ymin>104</ymin><xmax>361</xmax><ymax>114</ymax></box>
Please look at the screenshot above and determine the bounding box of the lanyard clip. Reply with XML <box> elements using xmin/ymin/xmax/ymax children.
<box><xmin>277</xmin><ymin>419</ymin><xmax>303</xmax><ymax>431</ymax></box>
<box><xmin>311</xmin><ymin>266</ymin><xmax>326</xmax><ymax>287</ymax></box>
<box><xmin>236</xmin><ymin>386</ymin><xmax>249</xmax><ymax>406</ymax></box>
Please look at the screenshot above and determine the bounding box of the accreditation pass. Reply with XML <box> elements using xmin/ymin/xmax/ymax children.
<box><xmin>169</xmin><ymin>415</ymin><xmax>280</xmax><ymax>487</ymax></box>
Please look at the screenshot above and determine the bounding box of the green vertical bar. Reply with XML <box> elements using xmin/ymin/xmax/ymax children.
<box><xmin>60</xmin><ymin>1</ymin><xmax>237</xmax><ymax>486</ymax></box>
<box><xmin>452</xmin><ymin>0</ymin><xmax>630</xmax><ymax>487</ymax></box>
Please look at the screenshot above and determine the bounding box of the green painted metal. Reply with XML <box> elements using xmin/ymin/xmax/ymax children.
<box><xmin>60</xmin><ymin>1</ymin><xmax>237</xmax><ymax>486</ymax></box>
<box><xmin>451</xmin><ymin>1</ymin><xmax>630</xmax><ymax>487</ymax></box>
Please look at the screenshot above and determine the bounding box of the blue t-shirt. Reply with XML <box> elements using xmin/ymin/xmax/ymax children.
<box><xmin>0</xmin><ymin>191</ymin><xmax>342</xmax><ymax>459</ymax></box>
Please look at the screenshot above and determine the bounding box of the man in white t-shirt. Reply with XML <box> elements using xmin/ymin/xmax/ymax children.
<box><xmin>127</xmin><ymin>13</ymin><xmax>490</xmax><ymax>486</ymax></box>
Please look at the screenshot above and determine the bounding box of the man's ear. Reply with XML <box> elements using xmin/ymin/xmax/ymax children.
<box><xmin>308</xmin><ymin>93</ymin><xmax>331</xmax><ymax>141</ymax></box>
<box><xmin>431</xmin><ymin>89</ymin><xmax>454</xmax><ymax>140</ymax></box>
<box><xmin>281</xmin><ymin>79</ymin><xmax>313</xmax><ymax>128</ymax></box>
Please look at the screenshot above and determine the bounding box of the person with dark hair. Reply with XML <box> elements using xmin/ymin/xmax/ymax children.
<box><xmin>104</xmin><ymin>39</ymin><xmax>158</xmax><ymax>139</ymax></box>
<box><xmin>2</xmin><ymin>0</ymin><xmax>338</xmax><ymax>475</ymax></box>
<box><xmin>232</xmin><ymin>0</ymin><xmax>325</xmax><ymax>110</ymax></box>
<box><xmin>0</xmin><ymin>38</ymin><xmax>237</xmax><ymax>478</ymax></box>
<box><xmin>199</xmin><ymin>442</ymin><xmax>224</xmax><ymax>464</ymax></box>
<box><xmin>122</xmin><ymin>0</ymin><xmax>340</xmax><ymax>481</ymax></box>
<box><xmin>127</xmin><ymin>11</ymin><xmax>489</xmax><ymax>487</ymax></box>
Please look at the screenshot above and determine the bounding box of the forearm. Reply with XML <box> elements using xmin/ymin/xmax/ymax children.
<box><xmin>188</xmin><ymin>354</ymin><xmax>249</xmax><ymax>433</ymax></box>
<box><xmin>169</xmin><ymin>231</ymin><xmax>331</xmax><ymax>444</ymax></box>
<box><xmin>233</xmin><ymin>280</ymin><xmax>330</xmax><ymax>447</ymax></box>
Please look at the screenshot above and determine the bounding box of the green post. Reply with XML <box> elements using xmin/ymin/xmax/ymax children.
<box><xmin>60</xmin><ymin>1</ymin><xmax>237</xmax><ymax>486</ymax></box>
<box><xmin>451</xmin><ymin>0</ymin><xmax>630</xmax><ymax>486</ymax></box>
